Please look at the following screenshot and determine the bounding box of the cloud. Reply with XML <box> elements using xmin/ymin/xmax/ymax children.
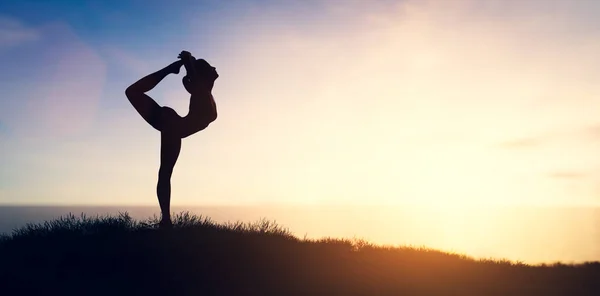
<box><xmin>0</xmin><ymin>120</ymin><xmax>10</xmax><ymax>136</ymax></box>
<box><xmin>499</xmin><ymin>123</ymin><xmax>600</xmax><ymax>150</ymax></box>
<box><xmin>102</xmin><ymin>46</ymin><xmax>152</xmax><ymax>75</ymax></box>
<box><xmin>498</xmin><ymin>137</ymin><xmax>543</xmax><ymax>149</ymax></box>
<box><xmin>2</xmin><ymin>21</ymin><xmax>107</xmax><ymax>139</ymax></box>
<box><xmin>0</xmin><ymin>16</ymin><xmax>39</xmax><ymax>48</ymax></box>
<box><xmin>547</xmin><ymin>171</ymin><xmax>587</xmax><ymax>180</ymax></box>
<box><xmin>581</xmin><ymin>124</ymin><xmax>600</xmax><ymax>141</ymax></box>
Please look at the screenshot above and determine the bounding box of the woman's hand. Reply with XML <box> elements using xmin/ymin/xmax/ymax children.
<box><xmin>178</xmin><ymin>50</ymin><xmax>197</xmax><ymax>78</ymax></box>
<box><xmin>178</xmin><ymin>50</ymin><xmax>195</xmax><ymax>61</ymax></box>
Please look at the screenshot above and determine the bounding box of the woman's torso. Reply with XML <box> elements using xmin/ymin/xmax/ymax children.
<box><xmin>179</xmin><ymin>93</ymin><xmax>217</xmax><ymax>137</ymax></box>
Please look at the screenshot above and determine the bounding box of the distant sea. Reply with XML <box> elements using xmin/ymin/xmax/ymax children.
<box><xmin>1</xmin><ymin>205</ymin><xmax>599</xmax><ymax>265</ymax></box>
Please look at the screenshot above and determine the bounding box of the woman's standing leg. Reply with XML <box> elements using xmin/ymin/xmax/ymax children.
<box><xmin>157</xmin><ymin>131</ymin><xmax>182</xmax><ymax>226</ymax></box>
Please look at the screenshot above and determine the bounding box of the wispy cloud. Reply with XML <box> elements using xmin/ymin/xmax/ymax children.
<box><xmin>0</xmin><ymin>16</ymin><xmax>39</xmax><ymax>48</ymax></box>
<box><xmin>0</xmin><ymin>120</ymin><xmax>8</xmax><ymax>134</ymax></box>
<box><xmin>500</xmin><ymin>123</ymin><xmax>600</xmax><ymax>149</ymax></box>
<box><xmin>581</xmin><ymin>124</ymin><xmax>600</xmax><ymax>141</ymax></box>
<box><xmin>2</xmin><ymin>21</ymin><xmax>107</xmax><ymax>139</ymax></box>
<box><xmin>547</xmin><ymin>171</ymin><xmax>587</xmax><ymax>180</ymax></box>
<box><xmin>498</xmin><ymin>137</ymin><xmax>543</xmax><ymax>149</ymax></box>
<box><xmin>102</xmin><ymin>46</ymin><xmax>152</xmax><ymax>75</ymax></box>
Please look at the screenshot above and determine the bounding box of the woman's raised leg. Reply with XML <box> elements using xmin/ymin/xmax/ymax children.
<box><xmin>125</xmin><ymin>61</ymin><xmax>182</xmax><ymax>131</ymax></box>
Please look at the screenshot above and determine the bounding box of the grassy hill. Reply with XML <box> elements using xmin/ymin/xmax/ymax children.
<box><xmin>0</xmin><ymin>212</ymin><xmax>598</xmax><ymax>296</ymax></box>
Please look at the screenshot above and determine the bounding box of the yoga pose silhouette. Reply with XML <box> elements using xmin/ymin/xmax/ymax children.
<box><xmin>125</xmin><ymin>51</ymin><xmax>218</xmax><ymax>228</ymax></box>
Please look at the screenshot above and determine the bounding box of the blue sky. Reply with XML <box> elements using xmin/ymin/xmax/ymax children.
<box><xmin>2</xmin><ymin>0</ymin><xmax>600</xmax><ymax>207</ymax></box>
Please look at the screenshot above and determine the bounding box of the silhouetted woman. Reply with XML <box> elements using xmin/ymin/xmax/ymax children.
<box><xmin>125</xmin><ymin>51</ymin><xmax>219</xmax><ymax>228</ymax></box>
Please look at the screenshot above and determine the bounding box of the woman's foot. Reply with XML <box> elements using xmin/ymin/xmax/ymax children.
<box><xmin>158</xmin><ymin>218</ymin><xmax>173</xmax><ymax>229</ymax></box>
<box><xmin>165</xmin><ymin>60</ymin><xmax>183</xmax><ymax>75</ymax></box>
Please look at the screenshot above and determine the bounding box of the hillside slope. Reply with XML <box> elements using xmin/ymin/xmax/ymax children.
<box><xmin>0</xmin><ymin>212</ymin><xmax>598</xmax><ymax>296</ymax></box>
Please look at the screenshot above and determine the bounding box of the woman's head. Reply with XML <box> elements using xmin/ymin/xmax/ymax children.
<box><xmin>183</xmin><ymin>59</ymin><xmax>219</xmax><ymax>93</ymax></box>
<box><xmin>194</xmin><ymin>59</ymin><xmax>219</xmax><ymax>80</ymax></box>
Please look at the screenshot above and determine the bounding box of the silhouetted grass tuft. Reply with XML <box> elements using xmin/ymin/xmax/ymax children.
<box><xmin>0</xmin><ymin>212</ymin><xmax>598</xmax><ymax>296</ymax></box>
<box><xmin>1</xmin><ymin>211</ymin><xmax>294</xmax><ymax>241</ymax></box>
<box><xmin>7</xmin><ymin>212</ymin><xmax>139</xmax><ymax>239</ymax></box>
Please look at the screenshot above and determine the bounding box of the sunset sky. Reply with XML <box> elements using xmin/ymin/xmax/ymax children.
<box><xmin>2</xmin><ymin>0</ymin><xmax>600</xmax><ymax>207</ymax></box>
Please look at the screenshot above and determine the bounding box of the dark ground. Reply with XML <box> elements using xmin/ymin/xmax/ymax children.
<box><xmin>0</xmin><ymin>212</ymin><xmax>598</xmax><ymax>296</ymax></box>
